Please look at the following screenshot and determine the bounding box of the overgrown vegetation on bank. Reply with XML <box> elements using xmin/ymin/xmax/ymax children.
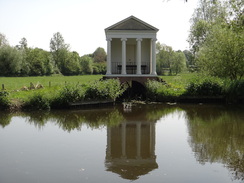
<box><xmin>1</xmin><ymin>74</ymin><xmax>243</xmax><ymax>111</ymax></box>
<box><xmin>146</xmin><ymin>76</ymin><xmax>244</xmax><ymax>103</ymax></box>
<box><xmin>0</xmin><ymin>78</ymin><xmax>126</xmax><ymax>110</ymax></box>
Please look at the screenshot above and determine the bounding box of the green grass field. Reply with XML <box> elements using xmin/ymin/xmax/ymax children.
<box><xmin>0</xmin><ymin>73</ymin><xmax>197</xmax><ymax>91</ymax></box>
<box><xmin>0</xmin><ymin>75</ymin><xmax>103</xmax><ymax>91</ymax></box>
<box><xmin>160</xmin><ymin>73</ymin><xmax>198</xmax><ymax>86</ymax></box>
<box><xmin>0</xmin><ymin>73</ymin><xmax>198</xmax><ymax>102</ymax></box>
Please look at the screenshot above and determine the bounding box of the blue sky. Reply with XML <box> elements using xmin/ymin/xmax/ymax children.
<box><xmin>0</xmin><ymin>0</ymin><xmax>198</xmax><ymax>55</ymax></box>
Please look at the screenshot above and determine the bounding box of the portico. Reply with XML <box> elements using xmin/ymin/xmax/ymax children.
<box><xmin>105</xmin><ymin>16</ymin><xmax>158</xmax><ymax>77</ymax></box>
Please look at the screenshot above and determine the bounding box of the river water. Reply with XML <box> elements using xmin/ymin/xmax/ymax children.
<box><xmin>0</xmin><ymin>104</ymin><xmax>243</xmax><ymax>183</ymax></box>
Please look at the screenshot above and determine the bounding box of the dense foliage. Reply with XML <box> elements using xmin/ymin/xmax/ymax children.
<box><xmin>0</xmin><ymin>91</ymin><xmax>10</xmax><ymax>109</ymax></box>
<box><xmin>185</xmin><ymin>76</ymin><xmax>224</xmax><ymax>96</ymax></box>
<box><xmin>22</xmin><ymin>79</ymin><xmax>126</xmax><ymax>110</ymax></box>
<box><xmin>0</xmin><ymin>32</ymin><xmax>106</xmax><ymax>76</ymax></box>
<box><xmin>156</xmin><ymin>43</ymin><xmax>188</xmax><ymax>75</ymax></box>
<box><xmin>189</xmin><ymin>0</ymin><xmax>244</xmax><ymax>80</ymax></box>
<box><xmin>145</xmin><ymin>76</ymin><xmax>244</xmax><ymax>102</ymax></box>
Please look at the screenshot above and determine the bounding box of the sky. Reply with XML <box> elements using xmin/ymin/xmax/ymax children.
<box><xmin>0</xmin><ymin>0</ymin><xmax>198</xmax><ymax>56</ymax></box>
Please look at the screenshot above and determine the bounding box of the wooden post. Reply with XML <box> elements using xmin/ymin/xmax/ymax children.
<box><xmin>2</xmin><ymin>84</ymin><xmax>4</xmax><ymax>90</ymax></box>
<box><xmin>49</xmin><ymin>81</ymin><xmax>51</xmax><ymax>88</ymax></box>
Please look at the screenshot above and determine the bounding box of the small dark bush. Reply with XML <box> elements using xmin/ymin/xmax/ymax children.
<box><xmin>85</xmin><ymin>79</ymin><xmax>126</xmax><ymax>101</ymax></box>
<box><xmin>0</xmin><ymin>91</ymin><xmax>10</xmax><ymax>109</ymax></box>
<box><xmin>185</xmin><ymin>77</ymin><xmax>224</xmax><ymax>96</ymax></box>
<box><xmin>225</xmin><ymin>80</ymin><xmax>244</xmax><ymax>102</ymax></box>
<box><xmin>24</xmin><ymin>93</ymin><xmax>50</xmax><ymax>110</ymax></box>
<box><xmin>51</xmin><ymin>84</ymin><xmax>85</xmax><ymax>108</ymax></box>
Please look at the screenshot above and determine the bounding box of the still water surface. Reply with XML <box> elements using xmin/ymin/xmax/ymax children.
<box><xmin>0</xmin><ymin>104</ymin><xmax>243</xmax><ymax>183</ymax></box>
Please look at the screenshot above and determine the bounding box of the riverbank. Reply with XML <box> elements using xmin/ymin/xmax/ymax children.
<box><xmin>1</xmin><ymin>75</ymin><xmax>244</xmax><ymax>111</ymax></box>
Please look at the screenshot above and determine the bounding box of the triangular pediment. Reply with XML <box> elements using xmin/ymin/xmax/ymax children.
<box><xmin>105</xmin><ymin>16</ymin><xmax>158</xmax><ymax>31</ymax></box>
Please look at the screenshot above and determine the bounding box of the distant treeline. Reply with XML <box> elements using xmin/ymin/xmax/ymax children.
<box><xmin>0</xmin><ymin>32</ymin><xmax>195</xmax><ymax>77</ymax></box>
<box><xmin>0</xmin><ymin>32</ymin><xmax>107</xmax><ymax>76</ymax></box>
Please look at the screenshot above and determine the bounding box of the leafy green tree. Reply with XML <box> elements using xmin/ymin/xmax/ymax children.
<box><xmin>227</xmin><ymin>0</ymin><xmax>244</xmax><ymax>32</ymax></box>
<box><xmin>62</xmin><ymin>51</ymin><xmax>81</xmax><ymax>75</ymax></box>
<box><xmin>156</xmin><ymin>44</ymin><xmax>174</xmax><ymax>75</ymax></box>
<box><xmin>80</xmin><ymin>55</ymin><xmax>93</xmax><ymax>74</ymax></box>
<box><xmin>50</xmin><ymin>32</ymin><xmax>69</xmax><ymax>73</ymax></box>
<box><xmin>26</xmin><ymin>48</ymin><xmax>53</xmax><ymax>76</ymax></box>
<box><xmin>16</xmin><ymin>37</ymin><xmax>28</xmax><ymax>50</ymax></box>
<box><xmin>190</xmin><ymin>0</ymin><xmax>244</xmax><ymax>80</ymax></box>
<box><xmin>16</xmin><ymin>37</ymin><xmax>30</xmax><ymax>76</ymax></box>
<box><xmin>197</xmin><ymin>25</ymin><xmax>244</xmax><ymax>80</ymax></box>
<box><xmin>188</xmin><ymin>0</ymin><xmax>227</xmax><ymax>54</ymax></box>
<box><xmin>93</xmin><ymin>47</ymin><xmax>106</xmax><ymax>63</ymax></box>
<box><xmin>0</xmin><ymin>46</ymin><xmax>22</xmax><ymax>76</ymax></box>
<box><xmin>183</xmin><ymin>50</ymin><xmax>195</xmax><ymax>67</ymax></box>
<box><xmin>93</xmin><ymin>62</ymin><xmax>106</xmax><ymax>74</ymax></box>
<box><xmin>171</xmin><ymin>51</ymin><xmax>187</xmax><ymax>75</ymax></box>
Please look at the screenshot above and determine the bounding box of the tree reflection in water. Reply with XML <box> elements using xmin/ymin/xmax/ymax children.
<box><xmin>1</xmin><ymin>104</ymin><xmax>243</xmax><ymax>181</ymax></box>
<box><xmin>184</xmin><ymin>104</ymin><xmax>244</xmax><ymax>182</ymax></box>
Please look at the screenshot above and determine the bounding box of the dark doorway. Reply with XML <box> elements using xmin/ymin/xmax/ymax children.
<box><xmin>118</xmin><ymin>81</ymin><xmax>146</xmax><ymax>101</ymax></box>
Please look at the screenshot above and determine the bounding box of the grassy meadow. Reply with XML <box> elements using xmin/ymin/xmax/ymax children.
<box><xmin>0</xmin><ymin>73</ymin><xmax>195</xmax><ymax>108</ymax></box>
<box><xmin>0</xmin><ymin>73</ymin><xmax>197</xmax><ymax>91</ymax></box>
<box><xmin>0</xmin><ymin>75</ymin><xmax>103</xmax><ymax>104</ymax></box>
<box><xmin>0</xmin><ymin>75</ymin><xmax>103</xmax><ymax>91</ymax></box>
<box><xmin>1</xmin><ymin>73</ymin><xmax>243</xmax><ymax>110</ymax></box>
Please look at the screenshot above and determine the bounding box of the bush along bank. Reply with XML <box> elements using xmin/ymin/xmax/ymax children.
<box><xmin>0</xmin><ymin>91</ymin><xmax>10</xmax><ymax>110</ymax></box>
<box><xmin>1</xmin><ymin>77</ymin><xmax>244</xmax><ymax>111</ymax></box>
<box><xmin>145</xmin><ymin>77</ymin><xmax>244</xmax><ymax>104</ymax></box>
<box><xmin>21</xmin><ymin>79</ymin><xmax>127</xmax><ymax>110</ymax></box>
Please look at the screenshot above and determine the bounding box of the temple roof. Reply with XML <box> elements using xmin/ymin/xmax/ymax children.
<box><xmin>105</xmin><ymin>15</ymin><xmax>159</xmax><ymax>32</ymax></box>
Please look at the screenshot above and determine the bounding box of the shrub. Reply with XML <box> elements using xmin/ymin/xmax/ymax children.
<box><xmin>145</xmin><ymin>80</ymin><xmax>185</xmax><ymax>101</ymax></box>
<box><xmin>24</xmin><ymin>93</ymin><xmax>50</xmax><ymax>110</ymax></box>
<box><xmin>51</xmin><ymin>84</ymin><xmax>85</xmax><ymax>108</ymax></box>
<box><xmin>225</xmin><ymin>80</ymin><xmax>244</xmax><ymax>102</ymax></box>
<box><xmin>85</xmin><ymin>79</ymin><xmax>126</xmax><ymax>101</ymax></box>
<box><xmin>145</xmin><ymin>80</ymin><xmax>165</xmax><ymax>101</ymax></box>
<box><xmin>185</xmin><ymin>77</ymin><xmax>224</xmax><ymax>96</ymax></box>
<box><xmin>0</xmin><ymin>91</ymin><xmax>10</xmax><ymax>109</ymax></box>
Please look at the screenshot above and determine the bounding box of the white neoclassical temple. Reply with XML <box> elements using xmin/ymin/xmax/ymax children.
<box><xmin>105</xmin><ymin>121</ymin><xmax>158</xmax><ymax>180</ymax></box>
<box><xmin>104</xmin><ymin>16</ymin><xmax>159</xmax><ymax>78</ymax></box>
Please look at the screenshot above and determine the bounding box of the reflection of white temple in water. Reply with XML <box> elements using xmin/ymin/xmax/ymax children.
<box><xmin>105</xmin><ymin>121</ymin><xmax>158</xmax><ymax>180</ymax></box>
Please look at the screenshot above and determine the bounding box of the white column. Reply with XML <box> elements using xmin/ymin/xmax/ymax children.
<box><xmin>106</xmin><ymin>38</ymin><xmax>112</xmax><ymax>75</ymax></box>
<box><xmin>150</xmin><ymin>38</ymin><xmax>157</xmax><ymax>75</ymax></box>
<box><xmin>121</xmin><ymin>38</ymin><xmax>127</xmax><ymax>75</ymax></box>
<box><xmin>136</xmin><ymin>38</ymin><xmax>142</xmax><ymax>75</ymax></box>
<box><xmin>121</xmin><ymin>123</ymin><xmax>126</xmax><ymax>158</ymax></box>
<box><xmin>136</xmin><ymin>122</ymin><xmax>141</xmax><ymax>159</ymax></box>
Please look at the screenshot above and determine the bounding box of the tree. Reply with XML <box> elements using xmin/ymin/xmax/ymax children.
<box><xmin>183</xmin><ymin>50</ymin><xmax>195</xmax><ymax>67</ymax></box>
<box><xmin>0</xmin><ymin>33</ymin><xmax>8</xmax><ymax>47</ymax></box>
<box><xmin>50</xmin><ymin>32</ymin><xmax>70</xmax><ymax>73</ymax></box>
<box><xmin>19</xmin><ymin>37</ymin><xmax>28</xmax><ymax>49</ymax></box>
<box><xmin>188</xmin><ymin>0</ymin><xmax>227</xmax><ymax>54</ymax></box>
<box><xmin>156</xmin><ymin>44</ymin><xmax>174</xmax><ymax>75</ymax></box>
<box><xmin>80</xmin><ymin>55</ymin><xmax>93</xmax><ymax>74</ymax></box>
<box><xmin>190</xmin><ymin>0</ymin><xmax>244</xmax><ymax>80</ymax></box>
<box><xmin>171</xmin><ymin>51</ymin><xmax>187</xmax><ymax>75</ymax></box>
<box><xmin>93</xmin><ymin>47</ymin><xmax>106</xmax><ymax>63</ymax></box>
<box><xmin>197</xmin><ymin>25</ymin><xmax>244</xmax><ymax>80</ymax></box>
<box><xmin>25</xmin><ymin>48</ymin><xmax>54</xmax><ymax>76</ymax></box>
<box><xmin>62</xmin><ymin>51</ymin><xmax>81</xmax><ymax>75</ymax></box>
<box><xmin>93</xmin><ymin>62</ymin><xmax>106</xmax><ymax>74</ymax></box>
<box><xmin>0</xmin><ymin>46</ymin><xmax>22</xmax><ymax>76</ymax></box>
